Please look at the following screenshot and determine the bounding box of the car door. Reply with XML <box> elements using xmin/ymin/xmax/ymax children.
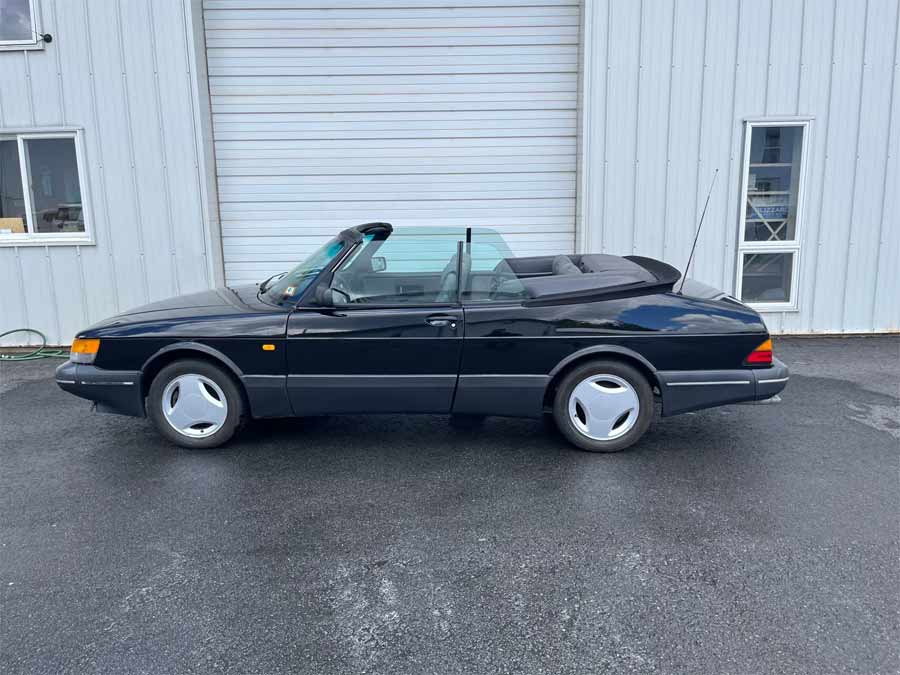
<box><xmin>285</xmin><ymin>228</ymin><xmax>465</xmax><ymax>415</ymax></box>
<box><xmin>286</xmin><ymin>307</ymin><xmax>463</xmax><ymax>415</ymax></box>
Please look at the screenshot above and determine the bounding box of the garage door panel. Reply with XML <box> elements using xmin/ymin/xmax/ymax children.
<box><xmin>218</xmin><ymin>177</ymin><xmax>575</xmax><ymax>201</ymax></box>
<box><xmin>207</xmin><ymin>44</ymin><xmax>576</xmax><ymax>59</ymax></box>
<box><xmin>212</xmin><ymin>95</ymin><xmax>576</xmax><ymax>115</ymax></box>
<box><xmin>212</xmin><ymin>128</ymin><xmax>575</xmax><ymax>141</ymax></box>
<box><xmin>215</xmin><ymin>136</ymin><xmax>576</xmax><ymax>153</ymax></box>
<box><xmin>217</xmin><ymin>159</ymin><xmax>575</xmax><ymax>176</ymax></box>
<box><xmin>208</xmin><ymin>51</ymin><xmax>578</xmax><ymax>71</ymax></box>
<box><xmin>206</xmin><ymin>30</ymin><xmax>578</xmax><ymax>49</ymax></box>
<box><xmin>213</xmin><ymin>110</ymin><xmax>576</xmax><ymax>129</ymax></box>
<box><xmin>205</xmin><ymin>6</ymin><xmax>579</xmax><ymax>29</ymax></box>
<box><xmin>213</xmin><ymin>110</ymin><xmax>575</xmax><ymax>124</ymax></box>
<box><xmin>208</xmin><ymin>60</ymin><xmax>577</xmax><ymax>77</ymax></box>
<box><xmin>206</xmin><ymin>0</ymin><xmax>578</xmax><ymax>8</ymax></box>
<box><xmin>205</xmin><ymin>0</ymin><xmax>578</xmax><ymax>285</ymax></box>
<box><xmin>223</xmin><ymin>220</ymin><xmax>574</xmax><ymax>236</ymax></box>
<box><xmin>209</xmin><ymin>75</ymin><xmax>578</xmax><ymax>99</ymax></box>
<box><xmin>219</xmin><ymin>171</ymin><xmax>574</xmax><ymax>186</ymax></box>
<box><xmin>221</xmin><ymin>198</ymin><xmax>574</xmax><ymax>214</ymax></box>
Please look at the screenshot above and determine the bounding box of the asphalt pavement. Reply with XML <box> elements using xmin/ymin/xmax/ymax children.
<box><xmin>1</xmin><ymin>336</ymin><xmax>898</xmax><ymax>674</ymax></box>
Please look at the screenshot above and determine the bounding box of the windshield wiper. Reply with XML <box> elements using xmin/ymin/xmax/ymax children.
<box><xmin>258</xmin><ymin>272</ymin><xmax>286</xmax><ymax>295</ymax></box>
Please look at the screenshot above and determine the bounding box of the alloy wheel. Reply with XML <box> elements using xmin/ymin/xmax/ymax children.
<box><xmin>567</xmin><ymin>373</ymin><xmax>640</xmax><ymax>441</ymax></box>
<box><xmin>161</xmin><ymin>373</ymin><xmax>228</xmax><ymax>438</ymax></box>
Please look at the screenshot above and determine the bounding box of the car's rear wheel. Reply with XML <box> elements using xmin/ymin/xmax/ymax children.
<box><xmin>147</xmin><ymin>359</ymin><xmax>244</xmax><ymax>449</ymax></box>
<box><xmin>552</xmin><ymin>359</ymin><xmax>653</xmax><ymax>452</ymax></box>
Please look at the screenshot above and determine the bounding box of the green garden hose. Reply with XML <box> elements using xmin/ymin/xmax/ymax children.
<box><xmin>0</xmin><ymin>329</ymin><xmax>69</xmax><ymax>361</ymax></box>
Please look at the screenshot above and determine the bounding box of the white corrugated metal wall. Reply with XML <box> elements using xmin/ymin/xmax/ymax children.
<box><xmin>0</xmin><ymin>0</ymin><xmax>214</xmax><ymax>346</ymax></box>
<box><xmin>578</xmin><ymin>0</ymin><xmax>899</xmax><ymax>333</ymax></box>
<box><xmin>203</xmin><ymin>0</ymin><xmax>580</xmax><ymax>285</ymax></box>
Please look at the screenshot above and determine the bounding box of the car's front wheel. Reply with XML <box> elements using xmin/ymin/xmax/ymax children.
<box><xmin>147</xmin><ymin>359</ymin><xmax>244</xmax><ymax>449</ymax></box>
<box><xmin>552</xmin><ymin>359</ymin><xmax>653</xmax><ymax>452</ymax></box>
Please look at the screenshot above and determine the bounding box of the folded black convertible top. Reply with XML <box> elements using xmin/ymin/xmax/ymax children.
<box><xmin>500</xmin><ymin>253</ymin><xmax>682</xmax><ymax>306</ymax></box>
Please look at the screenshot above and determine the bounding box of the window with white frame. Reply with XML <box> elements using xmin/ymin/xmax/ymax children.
<box><xmin>736</xmin><ymin>120</ymin><xmax>809</xmax><ymax>309</ymax></box>
<box><xmin>0</xmin><ymin>131</ymin><xmax>92</xmax><ymax>245</ymax></box>
<box><xmin>0</xmin><ymin>0</ymin><xmax>38</xmax><ymax>46</ymax></box>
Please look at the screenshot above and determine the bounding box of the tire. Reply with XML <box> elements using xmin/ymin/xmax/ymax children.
<box><xmin>147</xmin><ymin>359</ymin><xmax>245</xmax><ymax>449</ymax></box>
<box><xmin>552</xmin><ymin>359</ymin><xmax>653</xmax><ymax>453</ymax></box>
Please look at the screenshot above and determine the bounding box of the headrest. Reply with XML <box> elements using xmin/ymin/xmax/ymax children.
<box><xmin>552</xmin><ymin>255</ymin><xmax>582</xmax><ymax>276</ymax></box>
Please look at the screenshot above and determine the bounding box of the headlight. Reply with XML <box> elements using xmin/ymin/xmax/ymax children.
<box><xmin>70</xmin><ymin>338</ymin><xmax>100</xmax><ymax>364</ymax></box>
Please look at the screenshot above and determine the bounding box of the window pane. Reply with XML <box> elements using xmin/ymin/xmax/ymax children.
<box><xmin>333</xmin><ymin>230</ymin><xmax>461</xmax><ymax>304</ymax></box>
<box><xmin>741</xmin><ymin>252</ymin><xmax>794</xmax><ymax>304</ymax></box>
<box><xmin>0</xmin><ymin>139</ymin><xmax>27</xmax><ymax>233</ymax></box>
<box><xmin>0</xmin><ymin>0</ymin><xmax>33</xmax><ymax>42</ymax></box>
<box><xmin>367</xmin><ymin>230</ymin><xmax>460</xmax><ymax>273</ymax></box>
<box><xmin>744</xmin><ymin>125</ymin><xmax>803</xmax><ymax>242</ymax></box>
<box><xmin>25</xmin><ymin>138</ymin><xmax>85</xmax><ymax>234</ymax></box>
<box><xmin>462</xmin><ymin>237</ymin><xmax>527</xmax><ymax>303</ymax></box>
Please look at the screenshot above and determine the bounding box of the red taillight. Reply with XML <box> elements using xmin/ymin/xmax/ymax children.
<box><xmin>745</xmin><ymin>338</ymin><xmax>773</xmax><ymax>366</ymax></box>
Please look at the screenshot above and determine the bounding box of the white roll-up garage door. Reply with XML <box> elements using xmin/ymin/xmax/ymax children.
<box><xmin>203</xmin><ymin>1</ymin><xmax>580</xmax><ymax>285</ymax></box>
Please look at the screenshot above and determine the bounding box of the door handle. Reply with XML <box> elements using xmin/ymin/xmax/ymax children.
<box><xmin>426</xmin><ymin>315</ymin><xmax>457</xmax><ymax>329</ymax></box>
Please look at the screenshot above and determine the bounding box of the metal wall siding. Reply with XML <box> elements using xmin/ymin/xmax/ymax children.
<box><xmin>700</xmin><ymin>0</ymin><xmax>739</xmax><ymax>293</ymax></box>
<box><xmin>872</xmin><ymin>0</ymin><xmax>900</xmax><ymax>332</ymax></box>
<box><xmin>786</xmin><ymin>0</ymin><xmax>837</xmax><ymax>334</ymax></box>
<box><xmin>0</xmin><ymin>0</ymin><xmax>211</xmax><ymax>346</ymax></box>
<box><xmin>204</xmin><ymin>0</ymin><xmax>581</xmax><ymax>285</ymax></box>
<box><xmin>842</xmin><ymin>0</ymin><xmax>898</xmax><ymax>332</ymax></box>
<box><xmin>581</xmin><ymin>0</ymin><xmax>899</xmax><ymax>333</ymax></box>
<box><xmin>811</xmin><ymin>1</ymin><xmax>867</xmax><ymax>334</ymax></box>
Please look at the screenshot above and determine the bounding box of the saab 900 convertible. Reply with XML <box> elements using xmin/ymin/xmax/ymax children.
<box><xmin>56</xmin><ymin>223</ymin><xmax>788</xmax><ymax>452</ymax></box>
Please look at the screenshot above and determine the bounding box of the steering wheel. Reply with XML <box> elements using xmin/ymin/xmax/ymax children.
<box><xmin>330</xmin><ymin>286</ymin><xmax>352</xmax><ymax>304</ymax></box>
<box><xmin>331</xmin><ymin>275</ymin><xmax>355</xmax><ymax>304</ymax></box>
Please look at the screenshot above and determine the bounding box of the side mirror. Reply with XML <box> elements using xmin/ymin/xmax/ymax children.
<box><xmin>371</xmin><ymin>256</ymin><xmax>386</xmax><ymax>272</ymax></box>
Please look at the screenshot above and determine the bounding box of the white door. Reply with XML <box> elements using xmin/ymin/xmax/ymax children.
<box><xmin>203</xmin><ymin>0</ymin><xmax>580</xmax><ymax>285</ymax></box>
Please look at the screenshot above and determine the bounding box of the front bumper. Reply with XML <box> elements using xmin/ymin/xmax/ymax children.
<box><xmin>55</xmin><ymin>361</ymin><xmax>145</xmax><ymax>417</ymax></box>
<box><xmin>658</xmin><ymin>358</ymin><xmax>789</xmax><ymax>416</ymax></box>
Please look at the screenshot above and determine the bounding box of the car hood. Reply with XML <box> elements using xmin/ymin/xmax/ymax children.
<box><xmin>85</xmin><ymin>284</ymin><xmax>274</xmax><ymax>330</ymax></box>
<box><xmin>120</xmin><ymin>286</ymin><xmax>259</xmax><ymax>315</ymax></box>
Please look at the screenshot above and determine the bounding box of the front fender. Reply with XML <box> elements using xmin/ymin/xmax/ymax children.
<box><xmin>141</xmin><ymin>341</ymin><xmax>245</xmax><ymax>378</ymax></box>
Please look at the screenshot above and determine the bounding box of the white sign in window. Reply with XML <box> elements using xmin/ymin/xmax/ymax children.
<box><xmin>0</xmin><ymin>131</ymin><xmax>93</xmax><ymax>246</ymax></box>
<box><xmin>0</xmin><ymin>0</ymin><xmax>37</xmax><ymax>45</ymax></box>
<box><xmin>736</xmin><ymin>120</ymin><xmax>808</xmax><ymax>310</ymax></box>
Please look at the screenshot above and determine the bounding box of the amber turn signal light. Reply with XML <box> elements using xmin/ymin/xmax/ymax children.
<box><xmin>70</xmin><ymin>338</ymin><xmax>100</xmax><ymax>364</ymax></box>
<box><xmin>262</xmin><ymin>343</ymin><xmax>276</xmax><ymax>351</ymax></box>
<box><xmin>745</xmin><ymin>338</ymin><xmax>773</xmax><ymax>366</ymax></box>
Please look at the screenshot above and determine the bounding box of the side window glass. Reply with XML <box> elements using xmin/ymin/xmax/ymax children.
<box><xmin>461</xmin><ymin>241</ymin><xmax>528</xmax><ymax>303</ymax></box>
<box><xmin>331</xmin><ymin>232</ymin><xmax>460</xmax><ymax>305</ymax></box>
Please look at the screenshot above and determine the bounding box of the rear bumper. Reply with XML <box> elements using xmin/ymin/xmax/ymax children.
<box><xmin>55</xmin><ymin>361</ymin><xmax>145</xmax><ymax>417</ymax></box>
<box><xmin>658</xmin><ymin>358</ymin><xmax>789</xmax><ymax>417</ymax></box>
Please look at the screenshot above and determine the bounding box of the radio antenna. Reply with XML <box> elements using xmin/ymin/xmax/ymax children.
<box><xmin>677</xmin><ymin>168</ymin><xmax>719</xmax><ymax>294</ymax></box>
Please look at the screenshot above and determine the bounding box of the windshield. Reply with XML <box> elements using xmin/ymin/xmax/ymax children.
<box><xmin>261</xmin><ymin>237</ymin><xmax>346</xmax><ymax>305</ymax></box>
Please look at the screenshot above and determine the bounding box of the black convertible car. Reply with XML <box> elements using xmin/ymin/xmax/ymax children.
<box><xmin>57</xmin><ymin>223</ymin><xmax>788</xmax><ymax>452</ymax></box>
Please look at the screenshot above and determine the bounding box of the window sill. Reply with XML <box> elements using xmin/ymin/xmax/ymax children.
<box><xmin>746</xmin><ymin>302</ymin><xmax>800</xmax><ymax>313</ymax></box>
<box><xmin>0</xmin><ymin>42</ymin><xmax>44</xmax><ymax>52</ymax></box>
<box><xmin>0</xmin><ymin>235</ymin><xmax>94</xmax><ymax>247</ymax></box>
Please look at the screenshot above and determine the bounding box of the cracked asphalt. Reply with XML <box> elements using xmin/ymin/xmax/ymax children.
<box><xmin>1</xmin><ymin>336</ymin><xmax>898</xmax><ymax>674</ymax></box>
